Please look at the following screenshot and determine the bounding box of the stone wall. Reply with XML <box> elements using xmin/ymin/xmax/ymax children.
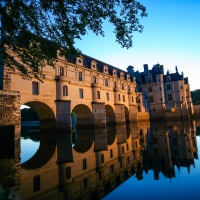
<box><xmin>0</xmin><ymin>90</ymin><xmax>21</xmax><ymax>141</ymax></box>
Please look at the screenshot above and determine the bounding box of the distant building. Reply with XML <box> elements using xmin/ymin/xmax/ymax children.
<box><xmin>127</xmin><ymin>64</ymin><xmax>194</xmax><ymax>120</ymax></box>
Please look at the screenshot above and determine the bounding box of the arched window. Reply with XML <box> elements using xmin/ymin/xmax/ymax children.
<box><xmin>97</xmin><ymin>91</ymin><xmax>100</xmax><ymax>99</ymax></box>
<box><xmin>63</xmin><ymin>85</ymin><xmax>68</xmax><ymax>96</ymax></box>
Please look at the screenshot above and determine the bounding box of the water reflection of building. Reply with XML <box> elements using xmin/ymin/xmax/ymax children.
<box><xmin>0</xmin><ymin>121</ymin><xmax>198</xmax><ymax>199</ymax></box>
<box><xmin>142</xmin><ymin>120</ymin><xmax>198</xmax><ymax>180</ymax></box>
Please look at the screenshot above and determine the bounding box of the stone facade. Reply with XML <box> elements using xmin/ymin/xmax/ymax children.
<box><xmin>127</xmin><ymin>64</ymin><xmax>194</xmax><ymax>120</ymax></box>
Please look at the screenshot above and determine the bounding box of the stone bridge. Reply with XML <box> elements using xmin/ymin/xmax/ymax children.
<box><xmin>0</xmin><ymin>54</ymin><xmax>149</xmax><ymax>140</ymax></box>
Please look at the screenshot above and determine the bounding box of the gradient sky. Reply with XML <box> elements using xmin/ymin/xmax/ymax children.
<box><xmin>74</xmin><ymin>0</ymin><xmax>200</xmax><ymax>91</ymax></box>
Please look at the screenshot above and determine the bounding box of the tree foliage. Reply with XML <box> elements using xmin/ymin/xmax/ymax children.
<box><xmin>191</xmin><ymin>89</ymin><xmax>200</xmax><ymax>105</ymax></box>
<box><xmin>0</xmin><ymin>0</ymin><xmax>147</xmax><ymax>79</ymax></box>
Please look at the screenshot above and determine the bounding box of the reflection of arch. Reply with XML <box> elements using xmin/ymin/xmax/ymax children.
<box><xmin>72</xmin><ymin>104</ymin><xmax>93</xmax><ymax>127</ymax></box>
<box><xmin>21</xmin><ymin>132</ymin><xmax>56</xmax><ymax>169</ymax></box>
<box><xmin>107</xmin><ymin>125</ymin><xmax>116</xmax><ymax>145</ymax></box>
<box><xmin>124</xmin><ymin>106</ymin><xmax>129</xmax><ymax>124</ymax></box>
<box><xmin>73</xmin><ymin>128</ymin><xmax>94</xmax><ymax>153</ymax></box>
<box><xmin>105</xmin><ymin>105</ymin><xmax>115</xmax><ymax>125</ymax></box>
<box><xmin>24</xmin><ymin>101</ymin><xmax>56</xmax><ymax>130</ymax></box>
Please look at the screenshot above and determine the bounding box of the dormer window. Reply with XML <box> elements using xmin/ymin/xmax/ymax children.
<box><xmin>104</xmin><ymin>65</ymin><xmax>108</xmax><ymax>74</ymax></box>
<box><xmin>120</xmin><ymin>72</ymin><xmax>124</xmax><ymax>79</ymax></box>
<box><xmin>76</xmin><ymin>56</ymin><xmax>83</xmax><ymax>66</ymax></box>
<box><xmin>113</xmin><ymin>69</ymin><xmax>117</xmax><ymax>76</ymax></box>
<box><xmin>127</xmin><ymin>74</ymin><xmax>130</xmax><ymax>81</ymax></box>
<box><xmin>167</xmin><ymin>76</ymin><xmax>171</xmax><ymax>82</ymax></box>
<box><xmin>91</xmin><ymin>60</ymin><xmax>97</xmax><ymax>70</ymax></box>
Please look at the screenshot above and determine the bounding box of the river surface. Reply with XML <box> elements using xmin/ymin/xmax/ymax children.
<box><xmin>0</xmin><ymin>119</ymin><xmax>200</xmax><ymax>200</ymax></box>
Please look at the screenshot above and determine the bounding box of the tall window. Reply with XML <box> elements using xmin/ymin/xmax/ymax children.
<box><xmin>147</xmin><ymin>77</ymin><xmax>151</xmax><ymax>83</ymax></box>
<box><xmin>33</xmin><ymin>175</ymin><xmax>40</xmax><ymax>192</ymax></box>
<box><xmin>93</xmin><ymin>76</ymin><xmax>96</xmax><ymax>83</ymax></box>
<box><xmin>60</xmin><ymin>67</ymin><xmax>64</xmax><ymax>76</ymax></box>
<box><xmin>79</xmin><ymin>88</ymin><xmax>84</xmax><ymax>98</ymax></box>
<box><xmin>114</xmin><ymin>82</ymin><xmax>117</xmax><ymax>88</ymax></box>
<box><xmin>63</xmin><ymin>85</ymin><xmax>68</xmax><ymax>96</ymax></box>
<box><xmin>123</xmin><ymin>95</ymin><xmax>125</xmax><ymax>102</ymax></box>
<box><xmin>168</xmin><ymin>94</ymin><xmax>172</xmax><ymax>101</ymax></box>
<box><xmin>97</xmin><ymin>91</ymin><xmax>100</xmax><ymax>99</ymax></box>
<box><xmin>83</xmin><ymin>158</ymin><xmax>87</xmax><ymax>170</ymax></box>
<box><xmin>167</xmin><ymin>84</ymin><xmax>171</xmax><ymax>90</ymax></box>
<box><xmin>106</xmin><ymin>92</ymin><xmax>109</xmax><ymax>101</ymax></box>
<box><xmin>118</xmin><ymin>94</ymin><xmax>121</xmax><ymax>101</ymax></box>
<box><xmin>78</xmin><ymin>72</ymin><xmax>83</xmax><ymax>81</ymax></box>
<box><xmin>105</xmin><ymin>79</ymin><xmax>108</xmax><ymax>87</ymax></box>
<box><xmin>149</xmin><ymin>96</ymin><xmax>154</xmax><ymax>103</ymax></box>
<box><xmin>66</xmin><ymin>167</ymin><xmax>71</xmax><ymax>179</ymax></box>
<box><xmin>101</xmin><ymin>154</ymin><xmax>104</xmax><ymax>163</ymax></box>
<box><xmin>132</xmin><ymin>96</ymin><xmax>134</xmax><ymax>102</ymax></box>
<box><xmin>121</xmin><ymin>84</ymin><xmax>124</xmax><ymax>90</ymax></box>
<box><xmin>32</xmin><ymin>81</ymin><xmax>39</xmax><ymax>95</ymax></box>
<box><xmin>148</xmin><ymin>87</ymin><xmax>152</xmax><ymax>92</ymax></box>
<box><xmin>110</xmin><ymin>149</ymin><xmax>113</xmax><ymax>158</ymax></box>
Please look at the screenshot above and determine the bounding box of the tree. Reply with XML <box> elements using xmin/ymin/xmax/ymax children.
<box><xmin>0</xmin><ymin>0</ymin><xmax>147</xmax><ymax>80</ymax></box>
<box><xmin>191</xmin><ymin>89</ymin><xmax>200</xmax><ymax>105</ymax></box>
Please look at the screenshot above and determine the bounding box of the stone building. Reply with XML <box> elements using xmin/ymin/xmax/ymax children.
<box><xmin>127</xmin><ymin>64</ymin><xmax>194</xmax><ymax>120</ymax></box>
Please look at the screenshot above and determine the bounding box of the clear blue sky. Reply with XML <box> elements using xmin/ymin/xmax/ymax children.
<box><xmin>74</xmin><ymin>0</ymin><xmax>200</xmax><ymax>91</ymax></box>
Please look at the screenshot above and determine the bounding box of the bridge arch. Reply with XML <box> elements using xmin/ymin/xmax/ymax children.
<box><xmin>72</xmin><ymin>104</ymin><xmax>93</xmax><ymax>127</ymax></box>
<box><xmin>105</xmin><ymin>104</ymin><xmax>115</xmax><ymax>125</ymax></box>
<box><xmin>22</xmin><ymin>101</ymin><xmax>56</xmax><ymax>131</ymax></box>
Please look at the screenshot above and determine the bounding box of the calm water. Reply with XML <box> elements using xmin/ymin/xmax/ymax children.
<box><xmin>0</xmin><ymin>119</ymin><xmax>200</xmax><ymax>200</ymax></box>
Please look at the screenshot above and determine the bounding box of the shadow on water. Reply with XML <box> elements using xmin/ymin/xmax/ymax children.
<box><xmin>0</xmin><ymin>119</ymin><xmax>200</xmax><ymax>200</ymax></box>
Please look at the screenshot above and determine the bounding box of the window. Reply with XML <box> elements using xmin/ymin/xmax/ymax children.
<box><xmin>147</xmin><ymin>77</ymin><xmax>151</xmax><ymax>83</ymax></box>
<box><xmin>93</xmin><ymin>76</ymin><xmax>96</xmax><ymax>83</ymax></box>
<box><xmin>180</xmin><ymin>86</ymin><xmax>183</xmax><ymax>89</ymax></box>
<box><xmin>32</xmin><ymin>81</ymin><xmax>39</xmax><ymax>95</ymax></box>
<box><xmin>132</xmin><ymin>96</ymin><xmax>134</xmax><ymax>102</ymax></box>
<box><xmin>168</xmin><ymin>94</ymin><xmax>172</xmax><ymax>101</ymax></box>
<box><xmin>122</xmin><ymin>146</ymin><xmax>125</xmax><ymax>154</ymax></box>
<box><xmin>83</xmin><ymin>178</ymin><xmax>88</xmax><ymax>189</ymax></box>
<box><xmin>128</xmin><ymin>85</ymin><xmax>130</xmax><ymax>92</ymax></box>
<box><xmin>78</xmin><ymin>72</ymin><xmax>83</xmax><ymax>81</ymax></box>
<box><xmin>167</xmin><ymin>84</ymin><xmax>171</xmax><ymax>90</ymax></box>
<box><xmin>159</xmin><ymin>87</ymin><xmax>161</xmax><ymax>91</ymax></box>
<box><xmin>126</xmin><ymin>143</ymin><xmax>129</xmax><ymax>151</ymax></box>
<box><xmin>110</xmin><ymin>149</ymin><xmax>113</xmax><ymax>158</ymax></box>
<box><xmin>114</xmin><ymin>82</ymin><xmax>117</xmax><ymax>88</ymax></box>
<box><xmin>106</xmin><ymin>92</ymin><xmax>109</xmax><ymax>101</ymax></box>
<box><xmin>110</xmin><ymin>164</ymin><xmax>114</xmax><ymax>173</ymax></box>
<box><xmin>105</xmin><ymin>79</ymin><xmax>108</xmax><ymax>87</ymax></box>
<box><xmin>135</xmin><ymin>141</ymin><xmax>138</xmax><ymax>148</ymax></box>
<box><xmin>121</xmin><ymin>84</ymin><xmax>124</xmax><ymax>90</ymax></box>
<box><xmin>123</xmin><ymin>95</ymin><xmax>125</xmax><ymax>102</ymax></box>
<box><xmin>66</xmin><ymin>167</ymin><xmax>71</xmax><ymax>179</ymax></box>
<box><xmin>79</xmin><ymin>88</ymin><xmax>84</xmax><ymax>99</ymax></box>
<box><xmin>148</xmin><ymin>87</ymin><xmax>152</xmax><ymax>92</ymax></box>
<box><xmin>173</xmin><ymin>138</ymin><xmax>178</xmax><ymax>145</ymax></box>
<box><xmin>33</xmin><ymin>175</ymin><xmax>40</xmax><ymax>192</ymax></box>
<box><xmin>118</xmin><ymin>94</ymin><xmax>121</xmax><ymax>101</ymax></box>
<box><xmin>60</xmin><ymin>67</ymin><xmax>64</xmax><ymax>76</ymax></box>
<box><xmin>160</xmin><ymin>98</ymin><xmax>162</xmax><ymax>102</ymax></box>
<box><xmin>120</xmin><ymin>160</ymin><xmax>123</xmax><ymax>168</ymax></box>
<box><xmin>149</xmin><ymin>96</ymin><xmax>154</xmax><ymax>103</ymax></box>
<box><xmin>138</xmin><ymin>106</ymin><xmax>141</xmax><ymax>111</ymax></box>
<box><xmin>97</xmin><ymin>91</ymin><xmax>100</xmax><ymax>99</ymax></box>
<box><xmin>83</xmin><ymin>158</ymin><xmax>87</xmax><ymax>170</ymax></box>
<box><xmin>101</xmin><ymin>154</ymin><xmax>104</xmax><ymax>163</ymax></box>
<box><xmin>63</xmin><ymin>85</ymin><xmax>68</xmax><ymax>96</ymax></box>
<box><xmin>127</xmin><ymin>156</ymin><xmax>130</xmax><ymax>164</ymax></box>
